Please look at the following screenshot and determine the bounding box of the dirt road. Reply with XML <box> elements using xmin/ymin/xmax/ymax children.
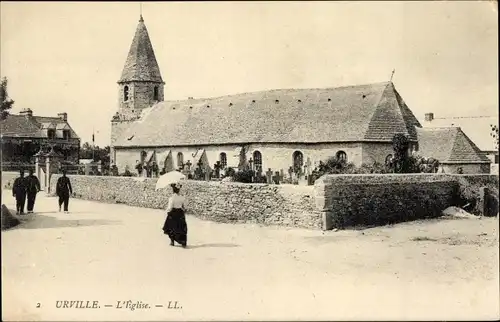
<box><xmin>2</xmin><ymin>190</ymin><xmax>498</xmax><ymax>321</ymax></box>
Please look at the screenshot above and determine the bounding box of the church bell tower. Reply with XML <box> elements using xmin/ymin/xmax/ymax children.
<box><xmin>110</xmin><ymin>14</ymin><xmax>165</xmax><ymax>167</ymax></box>
<box><xmin>116</xmin><ymin>14</ymin><xmax>165</xmax><ymax>121</ymax></box>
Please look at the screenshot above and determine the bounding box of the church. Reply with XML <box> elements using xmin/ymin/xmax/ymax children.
<box><xmin>110</xmin><ymin>16</ymin><xmax>490</xmax><ymax>176</ymax></box>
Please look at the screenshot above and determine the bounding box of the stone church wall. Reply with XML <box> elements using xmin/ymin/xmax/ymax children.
<box><xmin>114</xmin><ymin>142</ymin><xmax>364</xmax><ymax>174</ymax></box>
<box><xmin>361</xmin><ymin>142</ymin><xmax>394</xmax><ymax>164</ymax></box>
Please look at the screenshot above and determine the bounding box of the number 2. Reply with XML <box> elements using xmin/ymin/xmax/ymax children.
<box><xmin>36</xmin><ymin>303</ymin><xmax>41</xmax><ymax>308</ymax></box>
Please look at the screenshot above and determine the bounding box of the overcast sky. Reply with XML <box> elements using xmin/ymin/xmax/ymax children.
<box><xmin>1</xmin><ymin>1</ymin><xmax>498</xmax><ymax>146</ymax></box>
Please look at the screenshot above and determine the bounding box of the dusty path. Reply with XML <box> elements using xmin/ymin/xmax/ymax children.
<box><xmin>2</xmin><ymin>190</ymin><xmax>499</xmax><ymax>321</ymax></box>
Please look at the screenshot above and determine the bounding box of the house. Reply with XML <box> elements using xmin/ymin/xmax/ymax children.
<box><xmin>110</xmin><ymin>15</ymin><xmax>490</xmax><ymax>176</ymax></box>
<box><xmin>0</xmin><ymin>108</ymin><xmax>80</xmax><ymax>168</ymax></box>
<box><xmin>421</xmin><ymin>113</ymin><xmax>498</xmax><ymax>173</ymax></box>
<box><xmin>415</xmin><ymin>127</ymin><xmax>491</xmax><ymax>174</ymax></box>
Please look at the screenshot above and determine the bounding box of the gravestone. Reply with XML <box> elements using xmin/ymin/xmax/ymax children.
<box><xmin>214</xmin><ymin>161</ymin><xmax>221</xmax><ymax>178</ymax></box>
<box><xmin>266</xmin><ymin>168</ymin><xmax>273</xmax><ymax>184</ymax></box>
<box><xmin>273</xmin><ymin>171</ymin><xmax>280</xmax><ymax>184</ymax></box>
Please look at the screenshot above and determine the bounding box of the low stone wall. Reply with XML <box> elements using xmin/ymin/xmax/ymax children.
<box><xmin>314</xmin><ymin>174</ymin><xmax>461</xmax><ymax>229</ymax></box>
<box><xmin>49</xmin><ymin>175</ymin><xmax>321</xmax><ymax>229</ymax></box>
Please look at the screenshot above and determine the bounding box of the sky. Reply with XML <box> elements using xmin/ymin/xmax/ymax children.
<box><xmin>1</xmin><ymin>1</ymin><xmax>498</xmax><ymax>147</ymax></box>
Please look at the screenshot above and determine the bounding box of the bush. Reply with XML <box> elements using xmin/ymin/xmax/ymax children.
<box><xmin>233</xmin><ymin>169</ymin><xmax>254</xmax><ymax>183</ymax></box>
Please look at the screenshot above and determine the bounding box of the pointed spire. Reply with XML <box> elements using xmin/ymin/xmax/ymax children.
<box><xmin>118</xmin><ymin>17</ymin><xmax>163</xmax><ymax>83</ymax></box>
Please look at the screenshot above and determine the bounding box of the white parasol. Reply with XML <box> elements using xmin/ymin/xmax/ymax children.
<box><xmin>155</xmin><ymin>170</ymin><xmax>186</xmax><ymax>191</ymax></box>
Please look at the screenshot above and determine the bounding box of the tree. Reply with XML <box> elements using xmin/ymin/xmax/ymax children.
<box><xmin>491</xmin><ymin>124</ymin><xmax>499</xmax><ymax>150</ymax></box>
<box><xmin>0</xmin><ymin>77</ymin><xmax>19</xmax><ymax>229</ymax></box>
<box><xmin>79</xmin><ymin>142</ymin><xmax>110</xmax><ymax>165</ymax></box>
<box><xmin>0</xmin><ymin>77</ymin><xmax>15</xmax><ymax>121</ymax></box>
<box><xmin>391</xmin><ymin>133</ymin><xmax>410</xmax><ymax>173</ymax></box>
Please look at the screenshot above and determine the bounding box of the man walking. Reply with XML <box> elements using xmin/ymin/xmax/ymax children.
<box><xmin>56</xmin><ymin>170</ymin><xmax>73</xmax><ymax>213</ymax></box>
<box><xmin>12</xmin><ymin>170</ymin><xmax>27</xmax><ymax>215</ymax></box>
<box><xmin>25</xmin><ymin>169</ymin><xmax>41</xmax><ymax>213</ymax></box>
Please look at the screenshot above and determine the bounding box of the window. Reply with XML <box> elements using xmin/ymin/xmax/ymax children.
<box><xmin>292</xmin><ymin>151</ymin><xmax>304</xmax><ymax>173</ymax></box>
<box><xmin>177</xmin><ymin>152</ymin><xmax>184</xmax><ymax>168</ymax></box>
<box><xmin>63</xmin><ymin>130</ymin><xmax>71</xmax><ymax>140</ymax></box>
<box><xmin>385</xmin><ymin>154</ymin><xmax>393</xmax><ymax>166</ymax></box>
<box><xmin>153</xmin><ymin>86</ymin><xmax>159</xmax><ymax>101</ymax></box>
<box><xmin>124</xmin><ymin>86</ymin><xmax>129</xmax><ymax>102</ymax></box>
<box><xmin>47</xmin><ymin>129</ymin><xmax>56</xmax><ymax>139</ymax></box>
<box><xmin>336</xmin><ymin>151</ymin><xmax>347</xmax><ymax>162</ymax></box>
<box><xmin>219</xmin><ymin>152</ymin><xmax>227</xmax><ymax>168</ymax></box>
<box><xmin>253</xmin><ymin>150</ymin><xmax>262</xmax><ymax>173</ymax></box>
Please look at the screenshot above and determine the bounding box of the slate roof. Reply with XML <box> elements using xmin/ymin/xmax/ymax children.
<box><xmin>420</xmin><ymin>116</ymin><xmax>498</xmax><ymax>152</ymax></box>
<box><xmin>114</xmin><ymin>81</ymin><xmax>422</xmax><ymax>147</ymax></box>
<box><xmin>0</xmin><ymin>114</ymin><xmax>80</xmax><ymax>139</ymax></box>
<box><xmin>118</xmin><ymin>16</ymin><xmax>163</xmax><ymax>83</ymax></box>
<box><xmin>416</xmin><ymin>127</ymin><xmax>490</xmax><ymax>163</ymax></box>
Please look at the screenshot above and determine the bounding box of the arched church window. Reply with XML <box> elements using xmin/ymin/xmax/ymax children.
<box><xmin>219</xmin><ymin>152</ymin><xmax>227</xmax><ymax>169</ymax></box>
<box><xmin>336</xmin><ymin>151</ymin><xmax>347</xmax><ymax>162</ymax></box>
<box><xmin>124</xmin><ymin>86</ymin><xmax>129</xmax><ymax>102</ymax></box>
<box><xmin>385</xmin><ymin>154</ymin><xmax>393</xmax><ymax>166</ymax></box>
<box><xmin>292</xmin><ymin>151</ymin><xmax>304</xmax><ymax>173</ymax></box>
<box><xmin>153</xmin><ymin>86</ymin><xmax>159</xmax><ymax>101</ymax></box>
<box><xmin>253</xmin><ymin>150</ymin><xmax>262</xmax><ymax>173</ymax></box>
<box><xmin>177</xmin><ymin>152</ymin><xmax>184</xmax><ymax>168</ymax></box>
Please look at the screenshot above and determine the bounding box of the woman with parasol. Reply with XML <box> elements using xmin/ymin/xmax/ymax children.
<box><xmin>157</xmin><ymin>171</ymin><xmax>188</xmax><ymax>248</ymax></box>
<box><xmin>163</xmin><ymin>183</ymin><xmax>188</xmax><ymax>247</ymax></box>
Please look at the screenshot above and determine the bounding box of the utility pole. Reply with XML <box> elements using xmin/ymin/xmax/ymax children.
<box><xmin>92</xmin><ymin>127</ymin><xmax>95</xmax><ymax>161</ymax></box>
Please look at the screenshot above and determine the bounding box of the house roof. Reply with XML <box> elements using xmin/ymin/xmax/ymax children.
<box><xmin>0</xmin><ymin>114</ymin><xmax>80</xmax><ymax>139</ymax></box>
<box><xmin>114</xmin><ymin>81</ymin><xmax>422</xmax><ymax>147</ymax></box>
<box><xmin>118</xmin><ymin>15</ymin><xmax>163</xmax><ymax>84</ymax></box>
<box><xmin>416</xmin><ymin>127</ymin><xmax>490</xmax><ymax>163</ymax></box>
<box><xmin>420</xmin><ymin>116</ymin><xmax>498</xmax><ymax>151</ymax></box>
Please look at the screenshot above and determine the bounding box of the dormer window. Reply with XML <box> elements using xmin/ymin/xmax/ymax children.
<box><xmin>124</xmin><ymin>86</ymin><xmax>129</xmax><ymax>102</ymax></box>
<box><xmin>153</xmin><ymin>86</ymin><xmax>159</xmax><ymax>101</ymax></box>
<box><xmin>63</xmin><ymin>130</ymin><xmax>71</xmax><ymax>140</ymax></box>
<box><xmin>47</xmin><ymin>129</ymin><xmax>56</xmax><ymax>139</ymax></box>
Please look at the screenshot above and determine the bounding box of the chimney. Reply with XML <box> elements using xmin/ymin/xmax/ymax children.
<box><xmin>424</xmin><ymin>113</ymin><xmax>434</xmax><ymax>122</ymax></box>
<box><xmin>58</xmin><ymin>112</ymin><xmax>68</xmax><ymax>122</ymax></box>
<box><xmin>20</xmin><ymin>108</ymin><xmax>33</xmax><ymax>118</ymax></box>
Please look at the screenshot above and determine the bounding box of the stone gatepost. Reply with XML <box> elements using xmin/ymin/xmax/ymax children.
<box><xmin>314</xmin><ymin>177</ymin><xmax>333</xmax><ymax>231</ymax></box>
<box><xmin>45</xmin><ymin>156</ymin><xmax>51</xmax><ymax>193</ymax></box>
<box><xmin>479</xmin><ymin>187</ymin><xmax>489</xmax><ymax>217</ymax></box>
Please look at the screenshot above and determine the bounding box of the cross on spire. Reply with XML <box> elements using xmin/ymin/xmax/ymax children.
<box><xmin>139</xmin><ymin>2</ymin><xmax>143</xmax><ymax>22</ymax></box>
<box><xmin>390</xmin><ymin>69</ymin><xmax>395</xmax><ymax>82</ymax></box>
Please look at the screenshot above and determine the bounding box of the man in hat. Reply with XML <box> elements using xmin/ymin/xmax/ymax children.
<box><xmin>12</xmin><ymin>169</ymin><xmax>27</xmax><ymax>215</ymax></box>
<box><xmin>25</xmin><ymin>169</ymin><xmax>41</xmax><ymax>213</ymax></box>
<box><xmin>56</xmin><ymin>169</ymin><xmax>73</xmax><ymax>213</ymax></box>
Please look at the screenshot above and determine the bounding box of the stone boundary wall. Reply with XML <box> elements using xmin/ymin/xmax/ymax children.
<box><xmin>49</xmin><ymin>175</ymin><xmax>321</xmax><ymax>229</ymax></box>
<box><xmin>314</xmin><ymin>174</ymin><xmax>499</xmax><ymax>229</ymax></box>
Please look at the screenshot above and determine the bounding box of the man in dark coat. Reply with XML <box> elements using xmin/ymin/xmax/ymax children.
<box><xmin>25</xmin><ymin>169</ymin><xmax>41</xmax><ymax>213</ymax></box>
<box><xmin>56</xmin><ymin>170</ymin><xmax>73</xmax><ymax>213</ymax></box>
<box><xmin>12</xmin><ymin>170</ymin><xmax>27</xmax><ymax>215</ymax></box>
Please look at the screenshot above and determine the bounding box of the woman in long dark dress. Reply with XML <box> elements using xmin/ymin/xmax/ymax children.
<box><xmin>162</xmin><ymin>183</ymin><xmax>188</xmax><ymax>248</ymax></box>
